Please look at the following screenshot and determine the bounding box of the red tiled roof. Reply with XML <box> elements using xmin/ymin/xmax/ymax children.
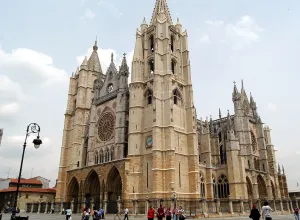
<box><xmin>10</xmin><ymin>178</ymin><xmax>42</xmax><ymax>185</ymax></box>
<box><xmin>0</xmin><ymin>187</ymin><xmax>56</xmax><ymax>194</ymax></box>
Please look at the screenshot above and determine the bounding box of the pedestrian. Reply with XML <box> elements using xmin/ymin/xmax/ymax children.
<box><xmin>177</xmin><ymin>206</ymin><xmax>185</xmax><ymax>220</ymax></box>
<box><xmin>124</xmin><ymin>207</ymin><xmax>129</xmax><ymax>220</ymax></box>
<box><xmin>83</xmin><ymin>208</ymin><xmax>90</xmax><ymax>220</ymax></box>
<box><xmin>295</xmin><ymin>207</ymin><xmax>299</xmax><ymax>220</ymax></box>
<box><xmin>66</xmin><ymin>206</ymin><xmax>72</xmax><ymax>220</ymax></box>
<box><xmin>249</xmin><ymin>204</ymin><xmax>260</xmax><ymax>220</ymax></box>
<box><xmin>172</xmin><ymin>206</ymin><xmax>178</xmax><ymax>220</ymax></box>
<box><xmin>261</xmin><ymin>201</ymin><xmax>273</xmax><ymax>220</ymax></box>
<box><xmin>165</xmin><ymin>207</ymin><xmax>172</xmax><ymax>220</ymax></box>
<box><xmin>148</xmin><ymin>205</ymin><xmax>155</xmax><ymax>220</ymax></box>
<box><xmin>157</xmin><ymin>204</ymin><xmax>165</xmax><ymax>220</ymax></box>
<box><xmin>100</xmin><ymin>207</ymin><xmax>105</xmax><ymax>219</ymax></box>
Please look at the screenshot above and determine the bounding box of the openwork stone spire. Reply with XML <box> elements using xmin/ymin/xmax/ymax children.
<box><xmin>150</xmin><ymin>0</ymin><xmax>173</xmax><ymax>25</ymax></box>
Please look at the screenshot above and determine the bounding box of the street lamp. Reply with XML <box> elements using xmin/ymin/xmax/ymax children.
<box><xmin>13</xmin><ymin>123</ymin><xmax>42</xmax><ymax>215</ymax></box>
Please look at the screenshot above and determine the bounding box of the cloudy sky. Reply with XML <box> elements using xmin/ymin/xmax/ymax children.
<box><xmin>0</xmin><ymin>0</ymin><xmax>299</xmax><ymax>189</ymax></box>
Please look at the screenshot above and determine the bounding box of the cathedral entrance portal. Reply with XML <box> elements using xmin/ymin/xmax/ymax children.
<box><xmin>85</xmin><ymin>170</ymin><xmax>100</xmax><ymax>209</ymax></box>
<box><xmin>67</xmin><ymin>177</ymin><xmax>79</xmax><ymax>213</ymax></box>
<box><xmin>106</xmin><ymin>166</ymin><xmax>122</xmax><ymax>214</ymax></box>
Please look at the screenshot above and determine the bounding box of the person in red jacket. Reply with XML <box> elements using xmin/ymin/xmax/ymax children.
<box><xmin>148</xmin><ymin>206</ymin><xmax>155</xmax><ymax>220</ymax></box>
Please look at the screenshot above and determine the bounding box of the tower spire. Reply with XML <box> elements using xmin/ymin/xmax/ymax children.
<box><xmin>150</xmin><ymin>0</ymin><xmax>173</xmax><ymax>25</ymax></box>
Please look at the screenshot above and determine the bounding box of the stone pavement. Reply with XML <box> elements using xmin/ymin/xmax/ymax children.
<box><xmin>0</xmin><ymin>214</ymin><xmax>297</xmax><ymax>220</ymax></box>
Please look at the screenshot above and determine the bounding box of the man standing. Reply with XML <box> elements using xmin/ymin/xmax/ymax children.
<box><xmin>65</xmin><ymin>207</ymin><xmax>72</xmax><ymax>220</ymax></box>
<box><xmin>261</xmin><ymin>201</ymin><xmax>273</xmax><ymax>220</ymax></box>
<box><xmin>124</xmin><ymin>207</ymin><xmax>129</xmax><ymax>220</ymax></box>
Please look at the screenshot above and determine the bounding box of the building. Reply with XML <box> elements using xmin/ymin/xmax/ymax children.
<box><xmin>30</xmin><ymin>176</ymin><xmax>51</xmax><ymax>189</ymax></box>
<box><xmin>54</xmin><ymin>0</ymin><xmax>290</xmax><ymax>216</ymax></box>
<box><xmin>0</xmin><ymin>178</ymin><xmax>56</xmax><ymax>212</ymax></box>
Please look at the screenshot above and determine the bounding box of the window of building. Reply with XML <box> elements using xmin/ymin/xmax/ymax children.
<box><xmin>25</xmin><ymin>194</ymin><xmax>28</xmax><ymax>199</ymax></box>
<box><xmin>150</xmin><ymin>35</ymin><xmax>154</xmax><ymax>53</ymax></box>
<box><xmin>147</xmin><ymin>90</ymin><xmax>153</xmax><ymax>105</ymax></box>
<box><xmin>111</xmin><ymin>148</ymin><xmax>114</xmax><ymax>161</ymax></box>
<box><xmin>107</xmin><ymin>84</ymin><xmax>114</xmax><ymax>93</ymax></box>
<box><xmin>149</xmin><ymin>59</ymin><xmax>154</xmax><ymax>75</ymax></box>
<box><xmin>40</xmin><ymin>195</ymin><xmax>43</xmax><ymax>199</ymax></box>
<box><xmin>217</xmin><ymin>174</ymin><xmax>230</xmax><ymax>198</ymax></box>
<box><xmin>171</xmin><ymin>59</ymin><xmax>176</xmax><ymax>74</ymax></box>
<box><xmin>212</xmin><ymin>177</ymin><xmax>217</xmax><ymax>198</ymax></box>
<box><xmin>171</xmin><ymin>35</ymin><xmax>174</xmax><ymax>52</ymax></box>
<box><xmin>173</xmin><ymin>89</ymin><xmax>181</xmax><ymax>105</ymax></box>
<box><xmin>200</xmin><ymin>174</ymin><xmax>205</xmax><ymax>198</ymax></box>
<box><xmin>77</xmin><ymin>161</ymin><xmax>80</xmax><ymax>167</ymax></box>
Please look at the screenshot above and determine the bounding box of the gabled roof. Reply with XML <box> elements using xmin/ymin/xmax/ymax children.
<box><xmin>10</xmin><ymin>178</ymin><xmax>42</xmax><ymax>185</ymax></box>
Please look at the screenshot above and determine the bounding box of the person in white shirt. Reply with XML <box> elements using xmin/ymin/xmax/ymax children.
<box><xmin>65</xmin><ymin>207</ymin><xmax>72</xmax><ymax>220</ymax></box>
<box><xmin>124</xmin><ymin>208</ymin><xmax>129</xmax><ymax>220</ymax></box>
<box><xmin>261</xmin><ymin>201</ymin><xmax>273</xmax><ymax>220</ymax></box>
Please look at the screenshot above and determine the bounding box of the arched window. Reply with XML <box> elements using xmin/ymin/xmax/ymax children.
<box><xmin>217</xmin><ymin>174</ymin><xmax>230</xmax><ymax>198</ymax></box>
<box><xmin>111</xmin><ymin>148</ymin><xmax>114</xmax><ymax>161</ymax></box>
<box><xmin>212</xmin><ymin>177</ymin><xmax>217</xmax><ymax>198</ymax></box>
<box><xmin>108</xmin><ymin>71</ymin><xmax>113</xmax><ymax>80</ymax></box>
<box><xmin>257</xmin><ymin>175</ymin><xmax>267</xmax><ymax>199</ymax></box>
<box><xmin>254</xmin><ymin>158</ymin><xmax>260</xmax><ymax>170</ymax></box>
<box><xmin>251</xmin><ymin>131</ymin><xmax>257</xmax><ymax>152</ymax></box>
<box><xmin>173</xmin><ymin>89</ymin><xmax>181</xmax><ymax>105</ymax></box>
<box><xmin>149</xmin><ymin>59</ymin><xmax>155</xmax><ymax>75</ymax></box>
<box><xmin>147</xmin><ymin>90</ymin><xmax>153</xmax><ymax>105</ymax></box>
<box><xmin>171</xmin><ymin>35</ymin><xmax>174</xmax><ymax>52</ymax></box>
<box><xmin>105</xmin><ymin>149</ymin><xmax>109</xmax><ymax>162</ymax></box>
<box><xmin>150</xmin><ymin>35</ymin><xmax>154</xmax><ymax>53</ymax></box>
<box><xmin>99</xmin><ymin>150</ymin><xmax>103</xmax><ymax>163</ymax></box>
<box><xmin>171</xmin><ymin>59</ymin><xmax>176</xmax><ymax>74</ymax></box>
<box><xmin>200</xmin><ymin>174</ymin><xmax>205</xmax><ymax>198</ymax></box>
<box><xmin>246</xmin><ymin>177</ymin><xmax>253</xmax><ymax>198</ymax></box>
<box><xmin>94</xmin><ymin>152</ymin><xmax>98</xmax><ymax>164</ymax></box>
<box><xmin>248</xmin><ymin>160</ymin><xmax>251</xmax><ymax>169</ymax></box>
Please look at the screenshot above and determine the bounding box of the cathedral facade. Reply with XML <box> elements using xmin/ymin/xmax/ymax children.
<box><xmin>55</xmin><ymin>0</ymin><xmax>289</xmax><ymax>215</ymax></box>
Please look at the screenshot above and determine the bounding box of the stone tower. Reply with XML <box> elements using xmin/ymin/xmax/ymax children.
<box><xmin>56</xmin><ymin>41</ymin><xmax>100</xmax><ymax>201</ymax></box>
<box><xmin>127</xmin><ymin>0</ymin><xmax>199</xmax><ymax>200</ymax></box>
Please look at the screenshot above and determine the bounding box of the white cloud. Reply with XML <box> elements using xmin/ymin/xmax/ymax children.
<box><xmin>0</xmin><ymin>48</ymin><xmax>69</xmax><ymax>86</ymax></box>
<box><xmin>81</xmin><ymin>8</ymin><xmax>96</xmax><ymax>20</ymax></box>
<box><xmin>0</xmin><ymin>103</ymin><xmax>20</xmax><ymax>116</ymax></box>
<box><xmin>202</xmin><ymin>15</ymin><xmax>263</xmax><ymax>50</ymax></box>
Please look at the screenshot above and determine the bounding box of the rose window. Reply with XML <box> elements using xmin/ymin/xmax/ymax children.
<box><xmin>97</xmin><ymin>112</ymin><xmax>115</xmax><ymax>141</ymax></box>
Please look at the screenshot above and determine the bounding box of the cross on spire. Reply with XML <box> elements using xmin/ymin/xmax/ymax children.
<box><xmin>123</xmin><ymin>53</ymin><xmax>127</xmax><ymax>57</ymax></box>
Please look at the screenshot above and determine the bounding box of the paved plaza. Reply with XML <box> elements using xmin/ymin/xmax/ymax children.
<box><xmin>0</xmin><ymin>214</ymin><xmax>297</xmax><ymax>220</ymax></box>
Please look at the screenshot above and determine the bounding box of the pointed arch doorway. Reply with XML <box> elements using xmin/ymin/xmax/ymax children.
<box><xmin>84</xmin><ymin>170</ymin><xmax>101</xmax><ymax>209</ymax></box>
<box><xmin>106</xmin><ymin>166</ymin><xmax>122</xmax><ymax>213</ymax></box>
<box><xmin>67</xmin><ymin>177</ymin><xmax>79</xmax><ymax>213</ymax></box>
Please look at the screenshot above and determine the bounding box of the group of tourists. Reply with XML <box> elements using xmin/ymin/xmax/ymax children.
<box><xmin>249</xmin><ymin>200</ymin><xmax>300</xmax><ymax>220</ymax></box>
<box><xmin>147</xmin><ymin>204</ymin><xmax>185</xmax><ymax>220</ymax></box>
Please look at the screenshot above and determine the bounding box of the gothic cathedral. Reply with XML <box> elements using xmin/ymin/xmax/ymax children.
<box><xmin>56</xmin><ymin>0</ymin><xmax>288</xmax><ymax>214</ymax></box>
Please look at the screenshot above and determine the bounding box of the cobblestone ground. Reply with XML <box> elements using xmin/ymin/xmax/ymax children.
<box><xmin>1</xmin><ymin>214</ymin><xmax>297</xmax><ymax>220</ymax></box>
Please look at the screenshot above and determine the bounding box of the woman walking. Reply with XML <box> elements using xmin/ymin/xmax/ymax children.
<box><xmin>249</xmin><ymin>204</ymin><xmax>260</xmax><ymax>220</ymax></box>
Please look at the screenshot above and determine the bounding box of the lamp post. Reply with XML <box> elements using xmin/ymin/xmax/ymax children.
<box><xmin>13</xmin><ymin>123</ymin><xmax>42</xmax><ymax>214</ymax></box>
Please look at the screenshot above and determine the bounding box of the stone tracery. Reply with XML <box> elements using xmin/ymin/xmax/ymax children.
<box><xmin>97</xmin><ymin>111</ymin><xmax>115</xmax><ymax>141</ymax></box>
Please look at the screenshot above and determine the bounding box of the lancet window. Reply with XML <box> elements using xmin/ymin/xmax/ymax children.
<box><xmin>171</xmin><ymin>35</ymin><xmax>174</xmax><ymax>52</ymax></box>
<box><xmin>217</xmin><ymin>174</ymin><xmax>230</xmax><ymax>198</ymax></box>
<box><xmin>147</xmin><ymin>89</ymin><xmax>153</xmax><ymax>105</ymax></box>
<box><xmin>200</xmin><ymin>174</ymin><xmax>205</xmax><ymax>197</ymax></box>
<box><xmin>171</xmin><ymin>59</ymin><xmax>176</xmax><ymax>74</ymax></box>
<box><xmin>173</xmin><ymin>89</ymin><xmax>182</xmax><ymax>105</ymax></box>
<box><xmin>150</xmin><ymin>35</ymin><xmax>154</xmax><ymax>53</ymax></box>
<box><xmin>149</xmin><ymin>59</ymin><xmax>155</xmax><ymax>75</ymax></box>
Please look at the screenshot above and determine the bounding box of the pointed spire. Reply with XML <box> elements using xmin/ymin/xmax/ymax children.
<box><xmin>232</xmin><ymin>81</ymin><xmax>239</xmax><ymax>100</ymax></box>
<box><xmin>88</xmin><ymin>41</ymin><xmax>102</xmax><ymax>73</ymax></box>
<box><xmin>143</xmin><ymin>17</ymin><xmax>147</xmax><ymax>24</ymax></box>
<box><xmin>282</xmin><ymin>165</ymin><xmax>285</xmax><ymax>175</ymax></box>
<box><xmin>250</xmin><ymin>92</ymin><xmax>257</xmax><ymax>110</ymax></box>
<box><xmin>177</xmin><ymin>17</ymin><xmax>180</xmax><ymax>24</ymax></box>
<box><xmin>80</xmin><ymin>56</ymin><xmax>88</xmax><ymax>70</ymax></box>
<box><xmin>119</xmin><ymin>53</ymin><xmax>129</xmax><ymax>76</ymax></box>
<box><xmin>111</xmin><ymin>52</ymin><xmax>114</xmax><ymax>63</ymax></box>
<box><xmin>278</xmin><ymin>163</ymin><xmax>281</xmax><ymax>174</ymax></box>
<box><xmin>150</xmin><ymin>0</ymin><xmax>173</xmax><ymax>25</ymax></box>
<box><xmin>241</xmin><ymin>79</ymin><xmax>244</xmax><ymax>89</ymax></box>
<box><xmin>219</xmin><ymin>108</ymin><xmax>222</xmax><ymax>119</ymax></box>
<box><xmin>93</xmin><ymin>40</ymin><xmax>98</xmax><ymax>51</ymax></box>
<box><xmin>227</xmin><ymin>110</ymin><xmax>232</xmax><ymax>130</ymax></box>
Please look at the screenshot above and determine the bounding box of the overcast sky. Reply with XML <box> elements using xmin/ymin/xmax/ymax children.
<box><xmin>0</xmin><ymin>0</ymin><xmax>299</xmax><ymax>189</ymax></box>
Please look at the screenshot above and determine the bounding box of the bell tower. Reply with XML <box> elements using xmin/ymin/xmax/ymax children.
<box><xmin>127</xmin><ymin>0</ymin><xmax>199</xmax><ymax>200</ymax></box>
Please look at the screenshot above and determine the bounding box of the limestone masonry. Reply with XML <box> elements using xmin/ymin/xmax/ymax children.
<box><xmin>55</xmin><ymin>0</ymin><xmax>289</xmax><ymax>215</ymax></box>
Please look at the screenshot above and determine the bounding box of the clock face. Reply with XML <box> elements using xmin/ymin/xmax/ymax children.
<box><xmin>146</xmin><ymin>136</ymin><xmax>153</xmax><ymax>148</ymax></box>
